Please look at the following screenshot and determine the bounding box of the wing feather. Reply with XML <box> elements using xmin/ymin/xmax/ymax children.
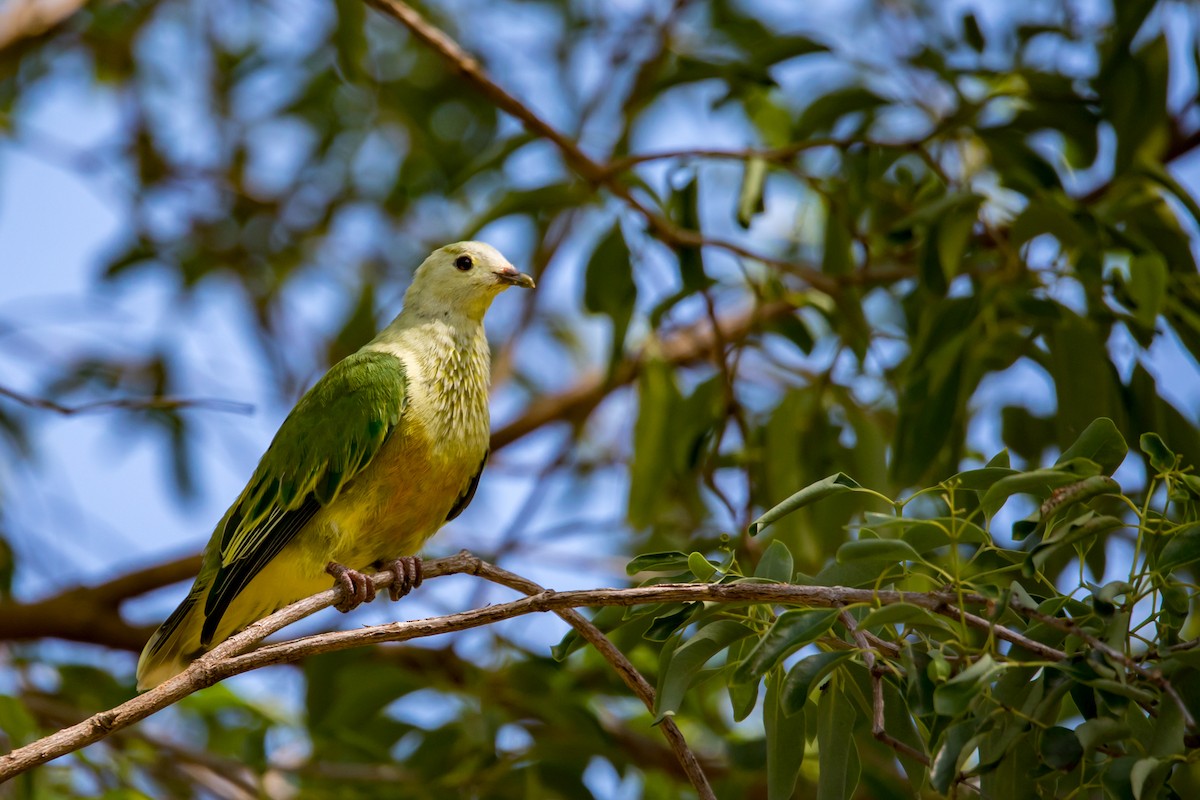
<box><xmin>199</xmin><ymin>350</ymin><xmax>407</xmax><ymax>643</ymax></box>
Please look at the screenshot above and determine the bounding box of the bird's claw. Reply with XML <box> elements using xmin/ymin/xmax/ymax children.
<box><xmin>326</xmin><ymin>561</ymin><xmax>376</xmax><ymax>612</ymax></box>
<box><xmin>375</xmin><ymin>556</ymin><xmax>424</xmax><ymax>602</ymax></box>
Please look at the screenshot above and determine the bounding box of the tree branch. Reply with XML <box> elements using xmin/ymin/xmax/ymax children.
<box><xmin>0</xmin><ymin>0</ymin><xmax>87</xmax><ymax>51</ymax></box>
<box><xmin>0</xmin><ymin>385</ymin><xmax>254</xmax><ymax>417</ymax></box>
<box><xmin>0</xmin><ymin>555</ymin><xmax>200</xmax><ymax>651</ymax></box>
<box><xmin>361</xmin><ymin>0</ymin><xmax>843</xmax><ymax>296</ymax></box>
<box><xmin>1</xmin><ymin>552</ymin><xmax>1087</xmax><ymax>782</ymax></box>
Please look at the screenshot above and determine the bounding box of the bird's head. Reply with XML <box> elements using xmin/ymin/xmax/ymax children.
<box><xmin>405</xmin><ymin>241</ymin><xmax>535</xmax><ymax>322</ymax></box>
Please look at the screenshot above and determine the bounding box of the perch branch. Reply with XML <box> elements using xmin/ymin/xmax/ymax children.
<box><xmin>2</xmin><ymin>558</ymin><xmax>1087</xmax><ymax>782</ymax></box>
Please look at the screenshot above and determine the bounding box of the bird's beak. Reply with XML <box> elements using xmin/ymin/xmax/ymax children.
<box><xmin>495</xmin><ymin>266</ymin><xmax>536</xmax><ymax>289</ymax></box>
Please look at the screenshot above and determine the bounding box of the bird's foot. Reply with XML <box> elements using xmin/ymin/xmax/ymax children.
<box><xmin>375</xmin><ymin>556</ymin><xmax>424</xmax><ymax>602</ymax></box>
<box><xmin>326</xmin><ymin>561</ymin><xmax>376</xmax><ymax>612</ymax></box>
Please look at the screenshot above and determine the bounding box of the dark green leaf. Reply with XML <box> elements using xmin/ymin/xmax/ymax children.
<box><xmin>934</xmin><ymin>654</ymin><xmax>1001</xmax><ymax>716</ymax></box>
<box><xmin>754</xmin><ymin>539</ymin><xmax>795</xmax><ymax>582</ymax></box>
<box><xmin>655</xmin><ymin>621</ymin><xmax>756</xmax><ymax>719</ymax></box>
<box><xmin>749</xmin><ymin>473</ymin><xmax>865</xmax><ymax>535</ymax></box>
<box><xmin>816</xmin><ymin>676</ymin><xmax>860</xmax><ymax>800</ymax></box>
<box><xmin>733</xmin><ymin>609</ymin><xmax>841</xmax><ymax>684</ymax></box>
<box><xmin>781</xmin><ymin>651</ymin><xmax>855</xmax><ymax>713</ymax></box>
<box><xmin>836</xmin><ymin>538</ymin><xmax>923</xmax><ymax>565</ymax></box>
<box><xmin>1140</xmin><ymin>432</ymin><xmax>1176</xmax><ymax>471</ymax></box>
<box><xmin>584</xmin><ymin>221</ymin><xmax>636</xmax><ymax>378</ymax></box>
<box><xmin>765</xmin><ymin>669</ymin><xmax>806</xmax><ymax>800</ymax></box>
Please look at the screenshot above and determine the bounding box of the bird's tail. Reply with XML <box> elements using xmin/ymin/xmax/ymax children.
<box><xmin>136</xmin><ymin>591</ymin><xmax>209</xmax><ymax>691</ymax></box>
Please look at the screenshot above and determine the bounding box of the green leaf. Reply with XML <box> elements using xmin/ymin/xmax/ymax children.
<box><xmin>823</xmin><ymin>197</ymin><xmax>854</xmax><ymax>276</ymax></box>
<box><xmin>754</xmin><ymin>539</ymin><xmax>795</xmax><ymax>582</ymax></box>
<box><xmin>936</xmin><ymin>195</ymin><xmax>983</xmax><ymax>281</ymax></box>
<box><xmin>948</xmin><ymin>466</ymin><xmax>1019</xmax><ymax>491</ymax></box>
<box><xmin>727</xmin><ymin>636</ymin><xmax>761</xmax><ymax>722</ymax></box>
<box><xmin>1131</xmin><ymin>757</ymin><xmax>1170</xmax><ymax>800</ymax></box>
<box><xmin>732</xmin><ymin>609</ymin><xmax>841</xmax><ymax>684</ymax></box>
<box><xmin>0</xmin><ymin>696</ymin><xmax>38</xmax><ymax>747</ymax></box>
<box><xmin>765</xmin><ymin>669</ymin><xmax>806</xmax><ymax>800</ymax></box>
<box><xmin>749</xmin><ymin>473</ymin><xmax>865</xmax><ymax>535</ymax></box>
<box><xmin>859</xmin><ymin>602</ymin><xmax>951</xmax><ymax>633</ymax></box>
<box><xmin>1140</xmin><ymin>432</ymin><xmax>1176</xmax><ymax>471</ymax></box>
<box><xmin>781</xmin><ymin>651</ymin><xmax>855</xmax><ymax>713</ymax></box>
<box><xmin>628</xmin><ymin>360</ymin><xmax>682</xmax><ymax>528</ymax></box>
<box><xmin>626</xmin><ymin>551</ymin><xmax>691</xmax><ymax>575</ymax></box>
<box><xmin>1158</xmin><ymin>523</ymin><xmax>1200</xmax><ymax>573</ymax></box>
<box><xmin>584</xmin><ymin>221</ymin><xmax>636</xmax><ymax>378</ymax></box>
<box><xmin>836</xmin><ymin>538</ymin><xmax>923</xmax><ymax>565</ymax></box>
<box><xmin>981</xmin><ymin>459</ymin><xmax>1102</xmax><ymax>517</ymax></box>
<box><xmin>1039</xmin><ymin>726</ymin><xmax>1082</xmax><ymax>771</ymax></box>
<box><xmin>737</xmin><ymin>156</ymin><xmax>768</xmax><ymax>228</ymax></box>
<box><xmin>934</xmin><ymin>654</ymin><xmax>1002</xmax><ymax>716</ymax></box>
<box><xmin>688</xmin><ymin>552</ymin><xmax>718</xmax><ymax>581</ymax></box>
<box><xmin>1126</xmin><ymin>254</ymin><xmax>1168</xmax><ymax>328</ymax></box>
<box><xmin>655</xmin><ymin>621</ymin><xmax>755</xmax><ymax>719</ymax></box>
<box><xmin>1075</xmin><ymin>717</ymin><xmax>1131</xmax><ymax>753</ymax></box>
<box><xmin>644</xmin><ymin>603</ymin><xmax>701</xmax><ymax>642</ymax></box>
<box><xmin>930</xmin><ymin>721</ymin><xmax>974</xmax><ymax>795</ymax></box>
<box><xmin>816</xmin><ymin>676</ymin><xmax>860</xmax><ymax>800</ymax></box>
<box><xmin>1056</xmin><ymin>417</ymin><xmax>1127</xmax><ymax>475</ymax></box>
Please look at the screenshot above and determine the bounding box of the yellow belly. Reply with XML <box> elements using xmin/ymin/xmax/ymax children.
<box><xmin>300</xmin><ymin>423</ymin><xmax>481</xmax><ymax>574</ymax></box>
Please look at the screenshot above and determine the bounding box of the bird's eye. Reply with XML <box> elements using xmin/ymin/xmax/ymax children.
<box><xmin>454</xmin><ymin>255</ymin><xmax>474</xmax><ymax>271</ymax></box>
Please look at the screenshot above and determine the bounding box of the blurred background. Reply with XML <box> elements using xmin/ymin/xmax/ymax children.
<box><xmin>1</xmin><ymin>0</ymin><xmax>1199</xmax><ymax>797</ymax></box>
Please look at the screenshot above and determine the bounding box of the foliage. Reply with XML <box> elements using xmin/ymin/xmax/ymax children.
<box><xmin>2</xmin><ymin>0</ymin><xmax>1200</xmax><ymax>797</ymax></box>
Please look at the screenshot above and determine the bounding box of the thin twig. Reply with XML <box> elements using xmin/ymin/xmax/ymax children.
<box><xmin>0</xmin><ymin>385</ymin><xmax>254</xmax><ymax>417</ymax></box>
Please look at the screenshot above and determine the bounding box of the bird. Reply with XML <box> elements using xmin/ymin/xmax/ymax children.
<box><xmin>136</xmin><ymin>241</ymin><xmax>535</xmax><ymax>690</ymax></box>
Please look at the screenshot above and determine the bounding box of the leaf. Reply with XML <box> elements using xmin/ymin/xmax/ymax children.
<box><xmin>1039</xmin><ymin>726</ymin><xmax>1082</xmax><ymax>771</ymax></box>
<box><xmin>1056</xmin><ymin>417</ymin><xmax>1127</xmax><ymax>475</ymax></box>
<box><xmin>727</xmin><ymin>636</ymin><xmax>761</xmax><ymax>722</ymax></box>
<box><xmin>628</xmin><ymin>360</ymin><xmax>682</xmax><ymax>528</ymax></box>
<box><xmin>1126</xmin><ymin>254</ymin><xmax>1168</xmax><ymax>328</ymax></box>
<box><xmin>859</xmin><ymin>602</ymin><xmax>951</xmax><ymax>633</ymax></box>
<box><xmin>655</xmin><ymin>621</ymin><xmax>755</xmax><ymax>719</ymax></box>
<box><xmin>626</xmin><ymin>551</ymin><xmax>692</xmax><ymax>575</ymax></box>
<box><xmin>816</xmin><ymin>676</ymin><xmax>860</xmax><ymax>800</ymax></box>
<box><xmin>836</xmin><ymin>538</ymin><xmax>923</xmax><ymax>565</ymax></box>
<box><xmin>781</xmin><ymin>651</ymin><xmax>855</xmax><ymax>713</ymax></box>
<box><xmin>980</xmin><ymin>459</ymin><xmax>1102</xmax><ymax>518</ymax></box>
<box><xmin>754</xmin><ymin>539</ymin><xmax>795</xmax><ymax>582</ymax></box>
<box><xmin>749</xmin><ymin>473</ymin><xmax>865</xmax><ymax>535</ymax></box>
<box><xmin>765</xmin><ymin>669</ymin><xmax>806</xmax><ymax>800</ymax></box>
<box><xmin>936</xmin><ymin>195</ymin><xmax>982</xmax><ymax>281</ymax></box>
<box><xmin>688</xmin><ymin>552</ymin><xmax>718</xmax><ymax>581</ymax></box>
<box><xmin>1140</xmin><ymin>432</ymin><xmax>1176</xmax><ymax>471</ymax></box>
<box><xmin>930</xmin><ymin>721</ymin><xmax>974</xmax><ymax>795</ymax></box>
<box><xmin>644</xmin><ymin>603</ymin><xmax>701</xmax><ymax>642</ymax></box>
<box><xmin>823</xmin><ymin>197</ymin><xmax>853</xmax><ymax>276</ymax></box>
<box><xmin>584</xmin><ymin>221</ymin><xmax>636</xmax><ymax>378</ymax></box>
<box><xmin>737</xmin><ymin>156</ymin><xmax>768</xmax><ymax>228</ymax></box>
<box><xmin>949</xmin><ymin>466</ymin><xmax>1019</xmax><ymax>491</ymax></box>
<box><xmin>934</xmin><ymin>654</ymin><xmax>1002</xmax><ymax>716</ymax></box>
<box><xmin>1131</xmin><ymin>757</ymin><xmax>1170</xmax><ymax>800</ymax></box>
<box><xmin>732</xmin><ymin>609</ymin><xmax>841</xmax><ymax>684</ymax></box>
<box><xmin>1158</xmin><ymin>523</ymin><xmax>1200</xmax><ymax>573</ymax></box>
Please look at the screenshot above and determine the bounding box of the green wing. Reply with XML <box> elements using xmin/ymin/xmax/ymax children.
<box><xmin>199</xmin><ymin>349</ymin><xmax>408</xmax><ymax>644</ymax></box>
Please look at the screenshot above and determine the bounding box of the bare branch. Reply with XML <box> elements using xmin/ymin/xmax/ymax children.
<box><xmin>0</xmin><ymin>385</ymin><xmax>254</xmax><ymax>417</ymax></box>
<box><xmin>0</xmin><ymin>555</ymin><xmax>201</xmax><ymax>651</ymax></box>
<box><xmin>0</xmin><ymin>0</ymin><xmax>87</xmax><ymax>51</ymax></box>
